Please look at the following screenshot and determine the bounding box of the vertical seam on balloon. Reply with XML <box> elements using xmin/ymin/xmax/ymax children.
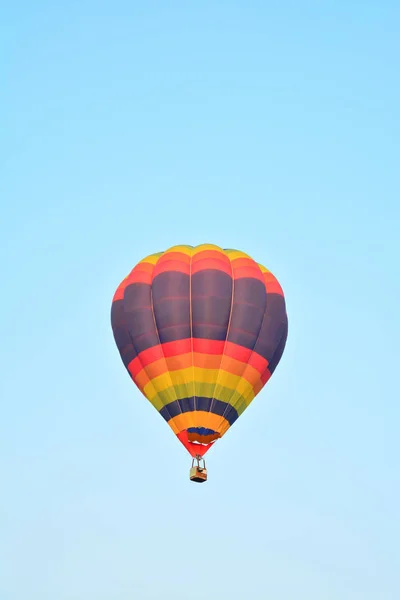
<box><xmin>147</xmin><ymin>254</ymin><xmax>180</xmax><ymax>421</ymax></box>
<box><xmin>217</xmin><ymin>258</ymin><xmax>267</xmax><ymax>432</ymax></box>
<box><xmin>189</xmin><ymin>246</ymin><xmax>196</xmax><ymax>428</ymax></box>
<box><xmin>209</xmin><ymin>248</ymin><xmax>235</xmax><ymax>417</ymax></box>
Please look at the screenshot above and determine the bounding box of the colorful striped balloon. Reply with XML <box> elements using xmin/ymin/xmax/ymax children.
<box><xmin>111</xmin><ymin>244</ymin><xmax>288</xmax><ymax>458</ymax></box>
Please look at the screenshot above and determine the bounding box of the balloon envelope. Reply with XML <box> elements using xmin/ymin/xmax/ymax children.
<box><xmin>111</xmin><ymin>244</ymin><xmax>288</xmax><ymax>456</ymax></box>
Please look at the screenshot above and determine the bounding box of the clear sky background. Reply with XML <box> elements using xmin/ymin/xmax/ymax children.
<box><xmin>1</xmin><ymin>2</ymin><xmax>399</xmax><ymax>599</ymax></box>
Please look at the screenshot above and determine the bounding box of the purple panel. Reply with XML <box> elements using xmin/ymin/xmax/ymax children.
<box><xmin>192</xmin><ymin>323</ymin><xmax>229</xmax><ymax>340</ymax></box>
<box><xmin>152</xmin><ymin>270</ymin><xmax>191</xmax><ymax>344</ymax></box>
<box><xmin>152</xmin><ymin>271</ymin><xmax>189</xmax><ymax>298</ymax></box>
<box><xmin>152</xmin><ymin>298</ymin><xmax>190</xmax><ymax>330</ymax></box>
<box><xmin>191</xmin><ymin>269</ymin><xmax>232</xmax><ymax>341</ymax></box>
<box><xmin>111</xmin><ymin>300</ymin><xmax>138</xmax><ymax>367</ymax></box>
<box><xmin>253</xmin><ymin>294</ymin><xmax>288</xmax><ymax>363</ymax></box>
<box><xmin>268</xmin><ymin>322</ymin><xmax>288</xmax><ymax>374</ymax></box>
<box><xmin>227</xmin><ymin>277</ymin><xmax>267</xmax><ymax>351</ymax></box>
<box><xmin>191</xmin><ymin>270</ymin><xmax>233</xmax><ymax>298</ymax></box>
<box><xmin>121</xmin><ymin>282</ymin><xmax>160</xmax><ymax>353</ymax></box>
<box><xmin>233</xmin><ymin>278</ymin><xmax>266</xmax><ymax>306</ymax></box>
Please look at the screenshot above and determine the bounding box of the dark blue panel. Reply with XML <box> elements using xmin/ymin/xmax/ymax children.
<box><xmin>124</xmin><ymin>283</ymin><xmax>151</xmax><ymax>309</ymax></box>
<box><xmin>187</xmin><ymin>427</ymin><xmax>217</xmax><ymax>436</ymax></box>
<box><xmin>253</xmin><ymin>293</ymin><xmax>288</xmax><ymax>362</ymax></box>
<box><xmin>159</xmin><ymin>397</ymin><xmax>239</xmax><ymax>425</ymax></box>
<box><xmin>266</xmin><ymin>322</ymin><xmax>288</xmax><ymax>374</ymax></box>
<box><xmin>152</xmin><ymin>271</ymin><xmax>190</xmax><ymax>299</ymax></box>
<box><xmin>111</xmin><ymin>300</ymin><xmax>138</xmax><ymax>366</ymax></box>
<box><xmin>152</xmin><ymin>270</ymin><xmax>191</xmax><ymax>345</ymax></box>
<box><xmin>152</xmin><ymin>298</ymin><xmax>190</xmax><ymax>329</ymax></box>
<box><xmin>157</xmin><ymin>324</ymin><xmax>192</xmax><ymax>343</ymax></box>
<box><xmin>191</xmin><ymin>269</ymin><xmax>232</xmax><ymax>298</ymax></box>
<box><xmin>233</xmin><ymin>278</ymin><xmax>266</xmax><ymax>306</ymax></box>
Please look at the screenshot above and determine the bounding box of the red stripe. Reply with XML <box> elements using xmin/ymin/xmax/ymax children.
<box><xmin>248</xmin><ymin>352</ymin><xmax>268</xmax><ymax>373</ymax></box>
<box><xmin>153</xmin><ymin>260</ymin><xmax>190</xmax><ymax>276</ymax></box>
<box><xmin>224</xmin><ymin>342</ymin><xmax>268</xmax><ymax>374</ymax></box>
<box><xmin>128</xmin><ymin>339</ymin><xmax>194</xmax><ymax>377</ymax></box>
<box><xmin>113</xmin><ymin>262</ymin><xmax>155</xmax><ymax>301</ymax></box>
<box><xmin>113</xmin><ymin>280</ymin><xmax>128</xmax><ymax>301</ymax></box>
<box><xmin>224</xmin><ymin>341</ymin><xmax>252</xmax><ymax>363</ymax></box>
<box><xmin>125</xmin><ymin>270</ymin><xmax>152</xmax><ymax>284</ymax></box>
<box><xmin>193</xmin><ymin>339</ymin><xmax>225</xmax><ymax>354</ymax></box>
<box><xmin>177</xmin><ymin>430</ymin><xmax>215</xmax><ymax>457</ymax></box>
<box><xmin>191</xmin><ymin>258</ymin><xmax>232</xmax><ymax>276</ymax></box>
<box><xmin>162</xmin><ymin>339</ymin><xmax>192</xmax><ymax>357</ymax></box>
<box><xmin>261</xmin><ymin>369</ymin><xmax>271</xmax><ymax>385</ymax></box>
<box><xmin>129</xmin><ymin>338</ymin><xmax>269</xmax><ymax>377</ymax></box>
<box><xmin>263</xmin><ymin>272</ymin><xmax>284</xmax><ymax>295</ymax></box>
<box><xmin>128</xmin><ymin>346</ymin><xmax>164</xmax><ymax>376</ymax></box>
<box><xmin>233</xmin><ymin>266</ymin><xmax>265</xmax><ymax>282</ymax></box>
<box><xmin>130</xmin><ymin>262</ymin><xmax>154</xmax><ymax>275</ymax></box>
<box><xmin>231</xmin><ymin>258</ymin><xmax>256</xmax><ymax>268</ymax></box>
<box><xmin>158</xmin><ymin>252</ymin><xmax>191</xmax><ymax>265</ymax></box>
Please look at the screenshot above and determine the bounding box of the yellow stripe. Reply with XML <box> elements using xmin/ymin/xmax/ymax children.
<box><xmin>143</xmin><ymin>367</ymin><xmax>255</xmax><ymax>400</ymax></box>
<box><xmin>257</xmin><ymin>262</ymin><xmax>270</xmax><ymax>273</ymax></box>
<box><xmin>224</xmin><ymin>249</ymin><xmax>251</xmax><ymax>260</ymax></box>
<box><xmin>139</xmin><ymin>252</ymin><xmax>164</xmax><ymax>265</ymax></box>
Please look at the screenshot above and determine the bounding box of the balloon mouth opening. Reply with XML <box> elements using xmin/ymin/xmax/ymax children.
<box><xmin>187</xmin><ymin>427</ymin><xmax>220</xmax><ymax>444</ymax></box>
<box><xmin>177</xmin><ymin>429</ymin><xmax>220</xmax><ymax>457</ymax></box>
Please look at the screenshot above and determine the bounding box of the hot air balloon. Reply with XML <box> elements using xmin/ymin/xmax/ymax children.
<box><xmin>111</xmin><ymin>244</ymin><xmax>288</xmax><ymax>482</ymax></box>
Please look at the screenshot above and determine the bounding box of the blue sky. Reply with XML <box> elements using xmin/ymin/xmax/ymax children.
<box><xmin>1</xmin><ymin>1</ymin><xmax>399</xmax><ymax>599</ymax></box>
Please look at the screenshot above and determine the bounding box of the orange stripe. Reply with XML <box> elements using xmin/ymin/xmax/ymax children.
<box><xmin>263</xmin><ymin>271</ymin><xmax>284</xmax><ymax>295</ymax></box>
<box><xmin>192</xmin><ymin>250</ymin><xmax>231</xmax><ymax>265</ymax></box>
<box><xmin>233</xmin><ymin>266</ymin><xmax>265</xmax><ymax>282</ymax></box>
<box><xmin>132</xmin><ymin>262</ymin><xmax>154</xmax><ymax>274</ymax></box>
<box><xmin>157</xmin><ymin>251</ymin><xmax>191</xmax><ymax>265</ymax></box>
<box><xmin>219</xmin><ymin>355</ymin><xmax>260</xmax><ymax>382</ymax></box>
<box><xmin>193</xmin><ymin>339</ymin><xmax>225</xmax><ymax>354</ymax></box>
<box><xmin>253</xmin><ymin>378</ymin><xmax>264</xmax><ymax>395</ymax></box>
<box><xmin>153</xmin><ymin>260</ymin><xmax>190</xmax><ymax>276</ymax></box>
<box><xmin>194</xmin><ymin>353</ymin><xmax>222</xmax><ymax>369</ymax></box>
<box><xmin>168</xmin><ymin>412</ymin><xmax>230</xmax><ymax>436</ymax></box>
<box><xmin>132</xmin><ymin>368</ymin><xmax>149</xmax><ymax>392</ymax></box>
<box><xmin>191</xmin><ymin>258</ymin><xmax>232</xmax><ymax>276</ymax></box>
